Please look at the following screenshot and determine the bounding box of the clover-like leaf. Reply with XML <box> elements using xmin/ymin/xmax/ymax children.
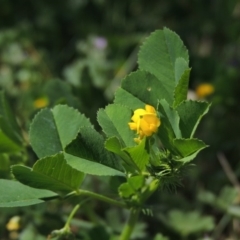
<box><xmin>138</xmin><ymin>28</ymin><xmax>189</xmax><ymax>105</ymax></box>
<box><xmin>173</xmin><ymin>68</ymin><xmax>191</xmax><ymax>107</ymax></box>
<box><xmin>157</xmin><ymin>100</ymin><xmax>181</xmax><ymax>154</ymax></box>
<box><xmin>12</xmin><ymin>153</ymin><xmax>84</xmax><ymax>194</ymax></box>
<box><xmin>97</xmin><ymin>104</ymin><xmax>136</xmax><ymax>147</ymax></box>
<box><xmin>123</xmin><ymin>137</ymin><xmax>149</xmax><ymax>171</ymax></box>
<box><xmin>173</xmin><ymin>138</ymin><xmax>207</xmax><ymax>158</ymax></box>
<box><xmin>118</xmin><ymin>175</ymin><xmax>145</xmax><ymax>198</ymax></box>
<box><xmin>176</xmin><ymin>100</ymin><xmax>211</xmax><ymax>138</ymax></box>
<box><xmin>65</xmin><ymin>153</ymin><xmax>124</xmax><ymax>177</ymax></box>
<box><xmin>0</xmin><ymin>179</ymin><xmax>57</xmax><ymax>207</ymax></box>
<box><xmin>29</xmin><ymin>104</ymin><xmax>92</xmax><ymax>158</ymax></box>
<box><xmin>66</xmin><ymin>127</ymin><xmax>123</xmax><ymax>170</ymax></box>
<box><xmin>159</xmin><ymin>210</ymin><xmax>214</xmax><ymax>237</ymax></box>
<box><xmin>114</xmin><ymin>70</ymin><xmax>172</xmax><ymax>109</ymax></box>
<box><xmin>105</xmin><ymin>137</ymin><xmax>134</xmax><ymax>167</ymax></box>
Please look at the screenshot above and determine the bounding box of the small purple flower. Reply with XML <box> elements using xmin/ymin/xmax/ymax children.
<box><xmin>93</xmin><ymin>37</ymin><xmax>107</xmax><ymax>50</ymax></box>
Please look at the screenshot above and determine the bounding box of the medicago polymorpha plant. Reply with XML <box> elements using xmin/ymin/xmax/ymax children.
<box><xmin>0</xmin><ymin>28</ymin><xmax>210</xmax><ymax>240</ymax></box>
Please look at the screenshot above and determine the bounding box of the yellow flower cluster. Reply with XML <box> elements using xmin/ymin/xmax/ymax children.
<box><xmin>33</xmin><ymin>97</ymin><xmax>49</xmax><ymax>109</ymax></box>
<box><xmin>196</xmin><ymin>83</ymin><xmax>214</xmax><ymax>98</ymax></box>
<box><xmin>6</xmin><ymin>216</ymin><xmax>21</xmax><ymax>231</ymax></box>
<box><xmin>128</xmin><ymin>105</ymin><xmax>160</xmax><ymax>143</ymax></box>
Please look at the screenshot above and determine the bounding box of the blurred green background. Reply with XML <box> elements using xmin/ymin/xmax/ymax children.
<box><xmin>1</xmin><ymin>1</ymin><xmax>240</xmax><ymax>239</ymax></box>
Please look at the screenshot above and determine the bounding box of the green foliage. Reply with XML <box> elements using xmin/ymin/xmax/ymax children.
<box><xmin>0</xmin><ymin>91</ymin><xmax>22</xmax><ymax>153</ymax></box>
<box><xmin>65</xmin><ymin>153</ymin><xmax>124</xmax><ymax>177</ymax></box>
<box><xmin>0</xmin><ymin>179</ymin><xmax>57</xmax><ymax>207</ymax></box>
<box><xmin>123</xmin><ymin>137</ymin><xmax>149</xmax><ymax>171</ymax></box>
<box><xmin>138</xmin><ymin>28</ymin><xmax>189</xmax><ymax>106</ymax></box>
<box><xmin>0</xmin><ymin>26</ymin><xmax>212</xmax><ymax>240</ymax></box>
<box><xmin>65</xmin><ymin>127</ymin><xmax>123</xmax><ymax>172</ymax></box>
<box><xmin>198</xmin><ymin>186</ymin><xmax>239</xmax><ymax>217</ymax></box>
<box><xmin>97</xmin><ymin>104</ymin><xmax>136</xmax><ymax>147</ymax></box>
<box><xmin>154</xmin><ymin>234</ymin><xmax>169</xmax><ymax>240</ymax></box>
<box><xmin>119</xmin><ymin>176</ymin><xmax>145</xmax><ymax>199</ymax></box>
<box><xmin>12</xmin><ymin>153</ymin><xmax>85</xmax><ymax>194</ymax></box>
<box><xmin>176</xmin><ymin>100</ymin><xmax>210</xmax><ymax>138</ymax></box>
<box><xmin>29</xmin><ymin>105</ymin><xmax>92</xmax><ymax>158</ymax></box>
<box><xmin>159</xmin><ymin>210</ymin><xmax>214</xmax><ymax>238</ymax></box>
<box><xmin>1</xmin><ymin>1</ymin><xmax>240</xmax><ymax>239</ymax></box>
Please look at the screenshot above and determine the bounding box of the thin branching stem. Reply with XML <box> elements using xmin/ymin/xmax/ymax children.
<box><xmin>78</xmin><ymin>189</ymin><xmax>128</xmax><ymax>209</ymax></box>
<box><xmin>120</xmin><ymin>208</ymin><xmax>140</xmax><ymax>240</ymax></box>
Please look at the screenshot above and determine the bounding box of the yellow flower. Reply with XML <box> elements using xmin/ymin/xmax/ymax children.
<box><xmin>6</xmin><ymin>216</ymin><xmax>21</xmax><ymax>231</ymax></box>
<box><xmin>128</xmin><ymin>105</ymin><xmax>160</xmax><ymax>143</ymax></box>
<box><xmin>33</xmin><ymin>97</ymin><xmax>49</xmax><ymax>109</ymax></box>
<box><xmin>196</xmin><ymin>83</ymin><xmax>214</xmax><ymax>98</ymax></box>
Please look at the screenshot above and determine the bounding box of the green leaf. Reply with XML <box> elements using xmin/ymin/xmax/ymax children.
<box><xmin>0</xmin><ymin>179</ymin><xmax>57</xmax><ymax>207</ymax></box>
<box><xmin>166</xmin><ymin>210</ymin><xmax>214</xmax><ymax>237</ymax></box>
<box><xmin>176</xmin><ymin>148</ymin><xmax>205</xmax><ymax>163</ymax></box>
<box><xmin>154</xmin><ymin>234</ymin><xmax>169</xmax><ymax>240</ymax></box>
<box><xmin>173</xmin><ymin>68</ymin><xmax>191</xmax><ymax>107</ymax></box>
<box><xmin>105</xmin><ymin>137</ymin><xmax>133</xmax><ymax>166</ymax></box>
<box><xmin>12</xmin><ymin>153</ymin><xmax>84</xmax><ymax>194</ymax></box>
<box><xmin>173</xmin><ymin>138</ymin><xmax>207</xmax><ymax>157</ymax></box>
<box><xmin>174</xmin><ymin>58</ymin><xmax>189</xmax><ymax>83</ymax></box>
<box><xmin>114</xmin><ymin>87</ymin><xmax>145</xmax><ymax>110</ymax></box>
<box><xmin>118</xmin><ymin>182</ymin><xmax>135</xmax><ymax>198</ymax></box>
<box><xmin>65</xmin><ymin>153</ymin><xmax>124</xmax><ymax>177</ymax></box>
<box><xmin>128</xmin><ymin>175</ymin><xmax>145</xmax><ymax>191</ymax></box>
<box><xmin>227</xmin><ymin>205</ymin><xmax>240</xmax><ymax>218</ymax></box>
<box><xmin>0</xmin><ymin>91</ymin><xmax>22</xmax><ymax>152</ymax></box>
<box><xmin>197</xmin><ymin>190</ymin><xmax>216</xmax><ymax>206</ymax></box>
<box><xmin>159</xmin><ymin>210</ymin><xmax>215</xmax><ymax>237</ymax></box>
<box><xmin>65</xmin><ymin>127</ymin><xmax>123</xmax><ymax>171</ymax></box>
<box><xmin>138</xmin><ymin>28</ymin><xmax>189</xmax><ymax>105</ymax></box>
<box><xmin>159</xmin><ymin>100</ymin><xmax>181</xmax><ymax>138</ymax></box>
<box><xmin>118</xmin><ymin>176</ymin><xmax>145</xmax><ymax>198</ymax></box>
<box><xmin>198</xmin><ymin>186</ymin><xmax>238</xmax><ymax>212</ymax></box>
<box><xmin>0</xmin><ymin>130</ymin><xmax>22</xmax><ymax>153</ymax></box>
<box><xmin>97</xmin><ymin>104</ymin><xmax>135</xmax><ymax>147</ymax></box>
<box><xmin>157</xmin><ymin>100</ymin><xmax>181</xmax><ymax>154</ymax></box>
<box><xmin>29</xmin><ymin>105</ymin><xmax>92</xmax><ymax>158</ymax></box>
<box><xmin>176</xmin><ymin>100</ymin><xmax>211</xmax><ymax>138</ymax></box>
<box><xmin>114</xmin><ymin>70</ymin><xmax>172</xmax><ymax>108</ymax></box>
<box><xmin>123</xmin><ymin>137</ymin><xmax>149</xmax><ymax>171</ymax></box>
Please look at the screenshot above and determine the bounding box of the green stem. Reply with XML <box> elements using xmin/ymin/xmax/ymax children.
<box><xmin>63</xmin><ymin>204</ymin><xmax>80</xmax><ymax>232</ymax></box>
<box><xmin>211</xmin><ymin>214</ymin><xmax>231</xmax><ymax>239</ymax></box>
<box><xmin>120</xmin><ymin>208</ymin><xmax>140</xmax><ymax>240</ymax></box>
<box><xmin>78</xmin><ymin>189</ymin><xmax>127</xmax><ymax>209</ymax></box>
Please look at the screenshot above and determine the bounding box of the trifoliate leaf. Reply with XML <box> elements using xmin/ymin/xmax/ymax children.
<box><xmin>29</xmin><ymin>105</ymin><xmax>92</xmax><ymax>158</ymax></box>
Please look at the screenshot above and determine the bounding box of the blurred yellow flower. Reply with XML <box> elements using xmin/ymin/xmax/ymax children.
<box><xmin>128</xmin><ymin>105</ymin><xmax>160</xmax><ymax>143</ymax></box>
<box><xmin>33</xmin><ymin>97</ymin><xmax>49</xmax><ymax>109</ymax></box>
<box><xmin>6</xmin><ymin>216</ymin><xmax>21</xmax><ymax>231</ymax></box>
<box><xmin>196</xmin><ymin>83</ymin><xmax>214</xmax><ymax>98</ymax></box>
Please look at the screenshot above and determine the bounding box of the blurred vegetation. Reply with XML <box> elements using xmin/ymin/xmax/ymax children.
<box><xmin>1</xmin><ymin>0</ymin><xmax>240</xmax><ymax>239</ymax></box>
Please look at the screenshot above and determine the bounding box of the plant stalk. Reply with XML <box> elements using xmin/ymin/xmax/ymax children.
<box><xmin>78</xmin><ymin>189</ymin><xmax>127</xmax><ymax>209</ymax></box>
<box><xmin>64</xmin><ymin>204</ymin><xmax>80</xmax><ymax>232</ymax></box>
<box><xmin>120</xmin><ymin>208</ymin><xmax>140</xmax><ymax>240</ymax></box>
